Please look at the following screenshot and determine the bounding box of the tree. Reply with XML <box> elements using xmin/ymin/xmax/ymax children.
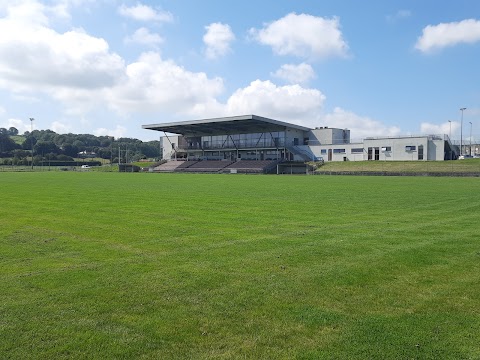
<box><xmin>73</xmin><ymin>140</ymin><xmax>85</xmax><ymax>150</ymax></box>
<box><xmin>140</xmin><ymin>141</ymin><xmax>161</xmax><ymax>158</ymax></box>
<box><xmin>0</xmin><ymin>133</ymin><xmax>19</xmax><ymax>154</ymax></box>
<box><xmin>12</xmin><ymin>149</ymin><xmax>28</xmax><ymax>158</ymax></box>
<box><xmin>34</xmin><ymin>141</ymin><xmax>60</xmax><ymax>155</ymax></box>
<box><xmin>22</xmin><ymin>135</ymin><xmax>37</xmax><ymax>150</ymax></box>
<box><xmin>32</xmin><ymin>155</ymin><xmax>43</xmax><ymax>165</ymax></box>
<box><xmin>8</xmin><ymin>127</ymin><xmax>19</xmax><ymax>136</ymax></box>
<box><xmin>62</xmin><ymin>143</ymin><xmax>79</xmax><ymax>158</ymax></box>
<box><xmin>96</xmin><ymin>147</ymin><xmax>111</xmax><ymax>159</ymax></box>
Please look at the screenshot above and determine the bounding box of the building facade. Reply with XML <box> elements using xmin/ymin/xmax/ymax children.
<box><xmin>143</xmin><ymin>115</ymin><xmax>458</xmax><ymax>162</ymax></box>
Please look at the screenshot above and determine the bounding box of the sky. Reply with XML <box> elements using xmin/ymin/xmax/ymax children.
<box><xmin>0</xmin><ymin>0</ymin><xmax>479</xmax><ymax>142</ymax></box>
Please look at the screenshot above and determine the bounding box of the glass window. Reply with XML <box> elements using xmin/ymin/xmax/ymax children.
<box><xmin>321</xmin><ymin>149</ymin><xmax>327</xmax><ymax>154</ymax></box>
<box><xmin>405</xmin><ymin>145</ymin><xmax>416</xmax><ymax>151</ymax></box>
<box><xmin>333</xmin><ymin>149</ymin><xmax>346</xmax><ymax>154</ymax></box>
<box><xmin>351</xmin><ymin>148</ymin><xmax>363</xmax><ymax>153</ymax></box>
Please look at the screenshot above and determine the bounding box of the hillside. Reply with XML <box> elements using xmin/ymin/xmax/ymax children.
<box><xmin>0</xmin><ymin>128</ymin><xmax>160</xmax><ymax>165</ymax></box>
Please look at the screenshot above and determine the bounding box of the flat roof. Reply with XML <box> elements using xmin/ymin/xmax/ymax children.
<box><xmin>142</xmin><ymin>115</ymin><xmax>311</xmax><ymax>136</ymax></box>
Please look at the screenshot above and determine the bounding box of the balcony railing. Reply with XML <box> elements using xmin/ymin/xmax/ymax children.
<box><xmin>183</xmin><ymin>139</ymin><xmax>286</xmax><ymax>150</ymax></box>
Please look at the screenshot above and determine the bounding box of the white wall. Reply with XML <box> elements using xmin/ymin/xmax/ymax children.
<box><xmin>308</xmin><ymin>128</ymin><xmax>350</xmax><ymax>145</ymax></box>
<box><xmin>161</xmin><ymin>135</ymin><xmax>181</xmax><ymax>160</ymax></box>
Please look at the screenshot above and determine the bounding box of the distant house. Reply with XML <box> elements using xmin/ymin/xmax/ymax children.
<box><xmin>78</xmin><ymin>151</ymin><xmax>96</xmax><ymax>158</ymax></box>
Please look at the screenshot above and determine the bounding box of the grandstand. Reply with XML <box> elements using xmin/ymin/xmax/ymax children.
<box><xmin>152</xmin><ymin>159</ymin><xmax>280</xmax><ymax>174</ymax></box>
<box><xmin>143</xmin><ymin>115</ymin><xmax>458</xmax><ymax>172</ymax></box>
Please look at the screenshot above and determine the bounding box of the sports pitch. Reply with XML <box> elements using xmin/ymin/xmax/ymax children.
<box><xmin>1</xmin><ymin>172</ymin><xmax>479</xmax><ymax>359</ymax></box>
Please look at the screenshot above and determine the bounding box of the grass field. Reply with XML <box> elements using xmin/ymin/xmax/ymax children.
<box><xmin>316</xmin><ymin>158</ymin><xmax>480</xmax><ymax>174</ymax></box>
<box><xmin>1</xmin><ymin>172</ymin><xmax>480</xmax><ymax>359</ymax></box>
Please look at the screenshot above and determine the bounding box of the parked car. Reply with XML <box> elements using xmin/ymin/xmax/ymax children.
<box><xmin>81</xmin><ymin>165</ymin><xmax>91</xmax><ymax>169</ymax></box>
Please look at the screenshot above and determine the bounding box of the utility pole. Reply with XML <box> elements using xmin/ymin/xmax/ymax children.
<box><xmin>29</xmin><ymin>118</ymin><xmax>34</xmax><ymax>169</ymax></box>
<box><xmin>460</xmin><ymin>107</ymin><xmax>466</xmax><ymax>155</ymax></box>
<box><xmin>469</xmin><ymin>121</ymin><xmax>473</xmax><ymax>156</ymax></box>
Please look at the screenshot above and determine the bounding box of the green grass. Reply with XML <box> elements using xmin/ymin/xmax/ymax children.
<box><xmin>1</xmin><ymin>172</ymin><xmax>480</xmax><ymax>359</ymax></box>
<box><xmin>317</xmin><ymin>158</ymin><xmax>480</xmax><ymax>173</ymax></box>
<box><xmin>10</xmin><ymin>135</ymin><xmax>25</xmax><ymax>145</ymax></box>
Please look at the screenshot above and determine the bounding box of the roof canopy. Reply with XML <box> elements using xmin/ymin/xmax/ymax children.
<box><xmin>142</xmin><ymin>115</ymin><xmax>311</xmax><ymax>137</ymax></box>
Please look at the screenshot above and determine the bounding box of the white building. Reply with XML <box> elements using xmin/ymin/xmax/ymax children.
<box><xmin>143</xmin><ymin>115</ymin><xmax>458</xmax><ymax>163</ymax></box>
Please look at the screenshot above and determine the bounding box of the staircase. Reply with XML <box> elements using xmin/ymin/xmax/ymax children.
<box><xmin>287</xmin><ymin>145</ymin><xmax>315</xmax><ymax>162</ymax></box>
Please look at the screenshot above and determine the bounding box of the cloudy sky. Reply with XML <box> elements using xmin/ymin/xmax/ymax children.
<box><xmin>0</xmin><ymin>0</ymin><xmax>479</xmax><ymax>141</ymax></box>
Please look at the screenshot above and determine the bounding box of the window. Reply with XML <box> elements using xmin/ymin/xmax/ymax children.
<box><xmin>381</xmin><ymin>146</ymin><xmax>392</xmax><ymax>152</ymax></box>
<box><xmin>321</xmin><ymin>149</ymin><xmax>327</xmax><ymax>154</ymax></box>
<box><xmin>418</xmin><ymin>145</ymin><xmax>424</xmax><ymax>160</ymax></box>
<box><xmin>405</xmin><ymin>145</ymin><xmax>416</xmax><ymax>151</ymax></box>
<box><xmin>333</xmin><ymin>149</ymin><xmax>346</xmax><ymax>154</ymax></box>
<box><xmin>351</xmin><ymin>148</ymin><xmax>363</xmax><ymax>153</ymax></box>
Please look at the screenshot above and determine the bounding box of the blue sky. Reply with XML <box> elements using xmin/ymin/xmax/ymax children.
<box><xmin>0</xmin><ymin>0</ymin><xmax>479</xmax><ymax>141</ymax></box>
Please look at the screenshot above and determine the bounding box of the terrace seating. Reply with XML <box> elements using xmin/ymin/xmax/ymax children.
<box><xmin>174</xmin><ymin>161</ymin><xmax>199</xmax><ymax>171</ymax></box>
<box><xmin>222</xmin><ymin>160</ymin><xmax>280</xmax><ymax>174</ymax></box>
<box><xmin>153</xmin><ymin>160</ymin><xmax>192</xmax><ymax>172</ymax></box>
<box><xmin>179</xmin><ymin>160</ymin><xmax>234</xmax><ymax>173</ymax></box>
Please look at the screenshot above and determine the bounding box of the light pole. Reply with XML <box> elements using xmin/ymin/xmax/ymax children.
<box><xmin>469</xmin><ymin>121</ymin><xmax>473</xmax><ymax>156</ymax></box>
<box><xmin>460</xmin><ymin>107</ymin><xmax>466</xmax><ymax>155</ymax></box>
<box><xmin>29</xmin><ymin>117</ymin><xmax>34</xmax><ymax>169</ymax></box>
<box><xmin>448</xmin><ymin>120</ymin><xmax>452</xmax><ymax>139</ymax></box>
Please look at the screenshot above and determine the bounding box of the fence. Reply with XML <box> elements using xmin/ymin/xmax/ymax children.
<box><xmin>0</xmin><ymin>165</ymin><xmax>118</xmax><ymax>172</ymax></box>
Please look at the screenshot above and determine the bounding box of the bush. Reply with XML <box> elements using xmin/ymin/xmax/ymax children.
<box><xmin>57</xmin><ymin>154</ymin><xmax>74</xmax><ymax>161</ymax></box>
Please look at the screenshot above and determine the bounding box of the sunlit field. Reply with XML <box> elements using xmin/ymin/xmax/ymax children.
<box><xmin>1</xmin><ymin>172</ymin><xmax>479</xmax><ymax>359</ymax></box>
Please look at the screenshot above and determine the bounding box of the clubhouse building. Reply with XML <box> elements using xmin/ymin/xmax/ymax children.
<box><xmin>142</xmin><ymin>115</ymin><xmax>458</xmax><ymax>172</ymax></box>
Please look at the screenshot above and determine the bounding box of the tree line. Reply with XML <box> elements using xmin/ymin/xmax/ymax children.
<box><xmin>0</xmin><ymin>127</ymin><xmax>160</xmax><ymax>165</ymax></box>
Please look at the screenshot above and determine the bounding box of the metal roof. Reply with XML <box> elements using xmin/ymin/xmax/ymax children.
<box><xmin>142</xmin><ymin>115</ymin><xmax>311</xmax><ymax>136</ymax></box>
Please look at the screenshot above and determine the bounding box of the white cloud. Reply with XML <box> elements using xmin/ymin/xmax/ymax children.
<box><xmin>0</xmin><ymin>12</ymin><xmax>125</xmax><ymax>94</ymax></box>
<box><xmin>0</xmin><ymin>105</ymin><xmax>5</xmax><ymax>115</ymax></box>
<box><xmin>190</xmin><ymin>79</ymin><xmax>325</xmax><ymax>124</ymax></box>
<box><xmin>51</xmin><ymin>120</ymin><xmax>71</xmax><ymax>134</ymax></box>
<box><xmin>203</xmin><ymin>22</ymin><xmax>235</xmax><ymax>59</ymax></box>
<box><xmin>249</xmin><ymin>13</ymin><xmax>348</xmax><ymax>60</ymax></box>
<box><xmin>0</xmin><ymin>118</ymin><xmax>31</xmax><ymax>134</ymax></box>
<box><xmin>420</xmin><ymin>121</ymin><xmax>459</xmax><ymax>135</ymax></box>
<box><xmin>0</xmin><ymin>1</ymin><xmax>123</xmax><ymax>115</ymax></box>
<box><xmin>0</xmin><ymin>2</ymin><xmax>226</xmax><ymax>119</ymax></box>
<box><xmin>415</xmin><ymin>19</ymin><xmax>480</xmax><ymax>52</ymax></box>
<box><xmin>323</xmin><ymin>107</ymin><xmax>401</xmax><ymax>139</ymax></box>
<box><xmin>106</xmin><ymin>52</ymin><xmax>224</xmax><ymax>115</ymax></box>
<box><xmin>386</xmin><ymin>10</ymin><xmax>411</xmax><ymax>23</ymax></box>
<box><xmin>118</xmin><ymin>3</ymin><xmax>173</xmax><ymax>23</ymax></box>
<box><xmin>124</xmin><ymin>27</ymin><xmax>164</xmax><ymax>47</ymax></box>
<box><xmin>11</xmin><ymin>94</ymin><xmax>41</xmax><ymax>103</ymax></box>
<box><xmin>272</xmin><ymin>63</ymin><xmax>316</xmax><ymax>84</ymax></box>
<box><xmin>94</xmin><ymin>125</ymin><xmax>127</xmax><ymax>139</ymax></box>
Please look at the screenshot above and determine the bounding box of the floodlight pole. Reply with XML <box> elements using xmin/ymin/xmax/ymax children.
<box><xmin>460</xmin><ymin>107</ymin><xmax>466</xmax><ymax>155</ymax></box>
<box><xmin>448</xmin><ymin>120</ymin><xmax>451</xmax><ymax>139</ymax></box>
<box><xmin>469</xmin><ymin>121</ymin><xmax>473</xmax><ymax>156</ymax></box>
<box><xmin>29</xmin><ymin>117</ymin><xmax>34</xmax><ymax>169</ymax></box>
